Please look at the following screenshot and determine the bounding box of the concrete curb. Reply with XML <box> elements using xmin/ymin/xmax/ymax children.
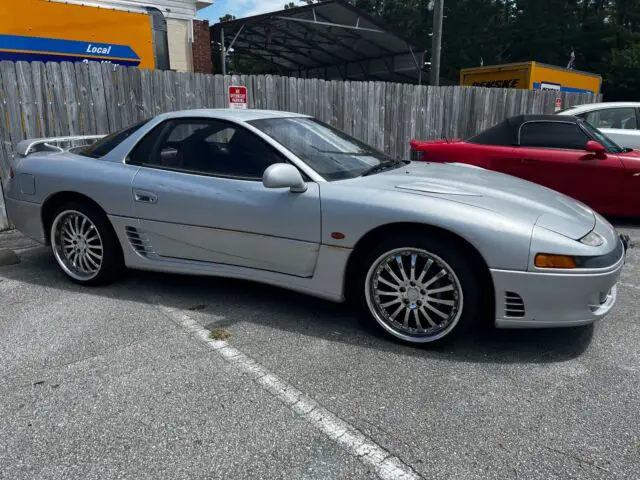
<box><xmin>0</xmin><ymin>249</ymin><xmax>20</xmax><ymax>266</ymax></box>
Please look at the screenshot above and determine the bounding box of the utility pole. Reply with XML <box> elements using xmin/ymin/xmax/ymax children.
<box><xmin>430</xmin><ymin>0</ymin><xmax>444</xmax><ymax>86</ymax></box>
<box><xmin>220</xmin><ymin>27</ymin><xmax>227</xmax><ymax>76</ymax></box>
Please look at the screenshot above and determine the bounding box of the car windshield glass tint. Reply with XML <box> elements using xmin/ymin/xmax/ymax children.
<box><xmin>579</xmin><ymin>119</ymin><xmax>625</xmax><ymax>153</ymax></box>
<box><xmin>80</xmin><ymin>120</ymin><xmax>150</xmax><ymax>158</ymax></box>
<box><xmin>249</xmin><ymin>117</ymin><xmax>398</xmax><ymax>181</ymax></box>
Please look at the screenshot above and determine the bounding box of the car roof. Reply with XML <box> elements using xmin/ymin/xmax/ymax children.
<box><xmin>468</xmin><ymin>114</ymin><xmax>581</xmax><ymax>146</ymax></box>
<box><xmin>560</xmin><ymin>102</ymin><xmax>640</xmax><ymax>114</ymax></box>
<box><xmin>152</xmin><ymin>108</ymin><xmax>311</xmax><ymax>122</ymax></box>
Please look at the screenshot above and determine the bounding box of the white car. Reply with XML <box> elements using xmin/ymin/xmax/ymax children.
<box><xmin>559</xmin><ymin>102</ymin><xmax>640</xmax><ymax>150</ymax></box>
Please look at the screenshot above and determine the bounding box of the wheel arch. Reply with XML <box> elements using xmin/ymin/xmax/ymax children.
<box><xmin>41</xmin><ymin>191</ymin><xmax>110</xmax><ymax>245</ymax></box>
<box><xmin>343</xmin><ymin>222</ymin><xmax>495</xmax><ymax>318</ymax></box>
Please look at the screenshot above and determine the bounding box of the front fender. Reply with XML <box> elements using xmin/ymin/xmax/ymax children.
<box><xmin>320</xmin><ymin>187</ymin><xmax>535</xmax><ymax>272</ymax></box>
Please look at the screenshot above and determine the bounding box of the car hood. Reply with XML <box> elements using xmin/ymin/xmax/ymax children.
<box><xmin>350</xmin><ymin>162</ymin><xmax>596</xmax><ymax>239</ymax></box>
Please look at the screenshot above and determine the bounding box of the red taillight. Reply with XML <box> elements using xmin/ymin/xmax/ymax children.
<box><xmin>8</xmin><ymin>167</ymin><xmax>14</xmax><ymax>179</ymax></box>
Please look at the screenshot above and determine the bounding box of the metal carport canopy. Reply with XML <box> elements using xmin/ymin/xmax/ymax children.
<box><xmin>210</xmin><ymin>0</ymin><xmax>425</xmax><ymax>83</ymax></box>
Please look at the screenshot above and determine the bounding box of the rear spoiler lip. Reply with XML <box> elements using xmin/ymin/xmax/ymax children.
<box><xmin>16</xmin><ymin>135</ymin><xmax>106</xmax><ymax>158</ymax></box>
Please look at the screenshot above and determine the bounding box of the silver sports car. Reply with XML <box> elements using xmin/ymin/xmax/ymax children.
<box><xmin>4</xmin><ymin>109</ymin><xmax>628</xmax><ymax>345</ymax></box>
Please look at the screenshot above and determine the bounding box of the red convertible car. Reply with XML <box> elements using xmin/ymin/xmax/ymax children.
<box><xmin>410</xmin><ymin>114</ymin><xmax>640</xmax><ymax>216</ymax></box>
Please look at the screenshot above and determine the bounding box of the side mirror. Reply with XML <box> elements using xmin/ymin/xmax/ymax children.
<box><xmin>585</xmin><ymin>140</ymin><xmax>607</xmax><ymax>159</ymax></box>
<box><xmin>262</xmin><ymin>163</ymin><xmax>307</xmax><ymax>193</ymax></box>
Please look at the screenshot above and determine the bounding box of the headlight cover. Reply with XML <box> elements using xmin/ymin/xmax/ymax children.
<box><xmin>580</xmin><ymin>231</ymin><xmax>604</xmax><ymax>247</ymax></box>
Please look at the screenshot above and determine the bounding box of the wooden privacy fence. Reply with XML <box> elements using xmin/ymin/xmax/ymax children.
<box><xmin>0</xmin><ymin>60</ymin><xmax>599</xmax><ymax>229</ymax></box>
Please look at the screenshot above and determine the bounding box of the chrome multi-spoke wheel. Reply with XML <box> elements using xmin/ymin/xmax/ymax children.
<box><xmin>51</xmin><ymin>210</ymin><xmax>104</xmax><ymax>281</ymax></box>
<box><xmin>365</xmin><ymin>247</ymin><xmax>465</xmax><ymax>343</ymax></box>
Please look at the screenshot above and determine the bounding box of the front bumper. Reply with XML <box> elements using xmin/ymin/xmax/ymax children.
<box><xmin>492</xmin><ymin>237</ymin><xmax>626</xmax><ymax>329</ymax></box>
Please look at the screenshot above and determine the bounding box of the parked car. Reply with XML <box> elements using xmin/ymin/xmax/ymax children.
<box><xmin>5</xmin><ymin>109</ymin><xmax>627</xmax><ymax>345</ymax></box>
<box><xmin>558</xmin><ymin>102</ymin><xmax>640</xmax><ymax>150</ymax></box>
<box><xmin>410</xmin><ymin>114</ymin><xmax>640</xmax><ymax>216</ymax></box>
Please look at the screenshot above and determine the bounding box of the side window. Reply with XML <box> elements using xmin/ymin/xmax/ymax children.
<box><xmin>520</xmin><ymin>122</ymin><xmax>589</xmax><ymax>150</ymax></box>
<box><xmin>585</xmin><ymin>108</ymin><xmax>638</xmax><ymax>130</ymax></box>
<box><xmin>128</xmin><ymin>118</ymin><xmax>286</xmax><ymax>179</ymax></box>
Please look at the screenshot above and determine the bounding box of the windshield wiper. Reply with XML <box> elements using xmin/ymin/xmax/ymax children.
<box><xmin>360</xmin><ymin>160</ymin><xmax>407</xmax><ymax>177</ymax></box>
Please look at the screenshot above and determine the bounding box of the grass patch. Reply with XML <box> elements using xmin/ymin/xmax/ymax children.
<box><xmin>209</xmin><ymin>329</ymin><xmax>232</xmax><ymax>341</ymax></box>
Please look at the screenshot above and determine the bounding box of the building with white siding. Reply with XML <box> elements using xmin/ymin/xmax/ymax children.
<box><xmin>53</xmin><ymin>0</ymin><xmax>213</xmax><ymax>72</ymax></box>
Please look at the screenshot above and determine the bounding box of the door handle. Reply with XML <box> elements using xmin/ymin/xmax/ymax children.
<box><xmin>134</xmin><ymin>190</ymin><xmax>158</xmax><ymax>204</ymax></box>
<box><xmin>521</xmin><ymin>158</ymin><xmax>539</xmax><ymax>164</ymax></box>
<box><xmin>633</xmin><ymin>173</ymin><xmax>640</xmax><ymax>177</ymax></box>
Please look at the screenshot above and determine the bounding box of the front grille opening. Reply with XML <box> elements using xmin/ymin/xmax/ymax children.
<box><xmin>598</xmin><ymin>290</ymin><xmax>610</xmax><ymax>305</ymax></box>
<box><xmin>589</xmin><ymin>288</ymin><xmax>613</xmax><ymax>312</ymax></box>
<box><xmin>505</xmin><ymin>291</ymin><xmax>525</xmax><ymax>318</ymax></box>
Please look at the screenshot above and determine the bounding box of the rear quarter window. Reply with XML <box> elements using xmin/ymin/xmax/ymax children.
<box><xmin>79</xmin><ymin>120</ymin><xmax>149</xmax><ymax>158</ymax></box>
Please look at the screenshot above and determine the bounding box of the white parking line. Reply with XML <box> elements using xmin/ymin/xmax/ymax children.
<box><xmin>153</xmin><ymin>302</ymin><xmax>422</xmax><ymax>480</ymax></box>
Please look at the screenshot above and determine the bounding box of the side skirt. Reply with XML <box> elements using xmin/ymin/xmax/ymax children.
<box><xmin>109</xmin><ymin>215</ymin><xmax>350</xmax><ymax>303</ymax></box>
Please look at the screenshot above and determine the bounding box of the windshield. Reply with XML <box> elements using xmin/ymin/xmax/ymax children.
<box><xmin>579</xmin><ymin>119</ymin><xmax>626</xmax><ymax>153</ymax></box>
<box><xmin>248</xmin><ymin>117</ymin><xmax>398</xmax><ymax>181</ymax></box>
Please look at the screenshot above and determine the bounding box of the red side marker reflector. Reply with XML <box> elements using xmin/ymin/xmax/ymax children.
<box><xmin>331</xmin><ymin>232</ymin><xmax>345</xmax><ymax>240</ymax></box>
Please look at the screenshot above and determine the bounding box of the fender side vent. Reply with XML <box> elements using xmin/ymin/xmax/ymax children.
<box><xmin>505</xmin><ymin>292</ymin><xmax>525</xmax><ymax>318</ymax></box>
<box><xmin>125</xmin><ymin>226</ymin><xmax>154</xmax><ymax>256</ymax></box>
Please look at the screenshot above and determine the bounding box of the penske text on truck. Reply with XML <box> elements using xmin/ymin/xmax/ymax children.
<box><xmin>0</xmin><ymin>0</ymin><xmax>168</xmax><ymax>69</ymax></box>
<box><xmin>460</xmin><ymin>61</ymin><xmax>602</xmax><ymax>95</ymax></box>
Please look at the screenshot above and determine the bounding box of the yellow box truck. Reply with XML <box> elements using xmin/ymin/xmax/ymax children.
<box><xmin>0</xmin><ymin>0</ymin><xmax>169</xmax><ymax>69</ymax></box>
<box><xmin>460</xmin><ymin>61</ymin><xmax>602</xmax><ymax>95</ymax></box>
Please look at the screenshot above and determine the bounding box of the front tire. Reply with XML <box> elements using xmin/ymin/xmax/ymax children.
<box><xmin>50</xmin><ymin>202</ymin><xmax>123</xmax><ymax>286</ymax></box>
<box><xmin>359</xmin><ymin>235</ymin><xmax>482</xmax><ymax>346</ymax></box>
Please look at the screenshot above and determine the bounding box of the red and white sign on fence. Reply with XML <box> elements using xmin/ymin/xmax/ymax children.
<box><xmin>554</xmin><ymin>96</ymin><xmax>562</xmax><ymax>112</ymax></box>
<box><xmin>229</xmin><ymin>86</ymin><xmax>248</xmax><ymax>109</ymax></box>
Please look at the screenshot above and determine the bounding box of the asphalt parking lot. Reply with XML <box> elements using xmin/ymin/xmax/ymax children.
<box><xmin>1</xmin><ymin>224</ymin><xmax>639</xmax><ymax>480</ymax></box>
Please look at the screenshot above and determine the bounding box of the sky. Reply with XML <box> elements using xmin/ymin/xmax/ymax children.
<box><xmin>198</xmin><ymin>0</ymin><xmax>301</xmax><ymax>23</ymax></box>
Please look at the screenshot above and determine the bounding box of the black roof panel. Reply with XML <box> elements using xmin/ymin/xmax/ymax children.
<box><xmin>210</xmin><ymin>0</ymin><xmax>423</xmax><ymax>82</ymax></box>
<box><xmin>468</xmin><ymin>114</ymin><xmax>581</xmax><ymax>145</ymax></box>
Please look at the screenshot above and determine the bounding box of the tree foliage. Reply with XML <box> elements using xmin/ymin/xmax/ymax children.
<box><xmin>218</xmin><ymin>0</ymin><xmax>640</xmax><ymax>99</ymax></box>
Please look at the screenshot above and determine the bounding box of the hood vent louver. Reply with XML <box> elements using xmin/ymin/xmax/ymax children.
<box><xmin>396</xmin><ymin>182</ymin><xmax>482</xmax><ymax>196</ymax></box>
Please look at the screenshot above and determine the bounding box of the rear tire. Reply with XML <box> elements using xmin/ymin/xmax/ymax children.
<box><xmin>358</xmin><ymin>234</ymin><xmax>482</xmax><ymax>346</ymax></box>
<box><xmin>49</xmin><ymin>201</ymin><xmax>123</xmax><ymax>286</ymax></box>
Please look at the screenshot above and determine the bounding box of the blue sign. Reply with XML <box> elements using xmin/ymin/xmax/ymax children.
<box><xmin>0</xmin><ymin>34</ymin><xmax>140</xmax><ymax>66</ymax></box>
<box><xmin>533</xmin><ymin>82</ymin><xmax>594</xmax><ymax>95</ymax></box>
